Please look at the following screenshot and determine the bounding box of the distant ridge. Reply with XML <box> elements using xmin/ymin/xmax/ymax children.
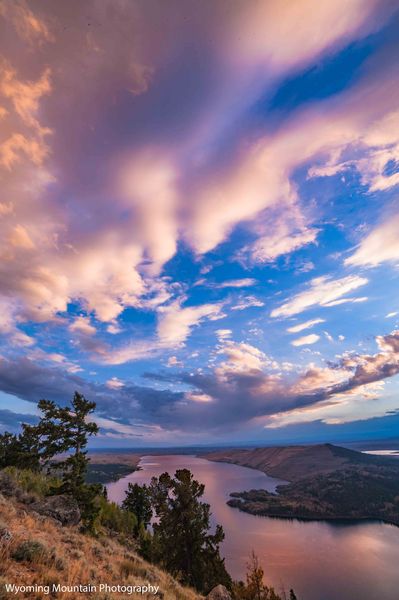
<box><xmin>204</xmin><ymin>443</ymin><xmax>396</xmax><ymax>481</ymax></box>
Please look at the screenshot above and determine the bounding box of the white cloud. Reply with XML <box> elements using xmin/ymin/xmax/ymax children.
<box><xmin>386</xmin><ymin>311</ymin><xmax>398</xmax><ymax>318</ymax></box>
<box><xmin>287</xmin><ymin>318</ymin><xmax>325</xmax><ymax>333</ymax></box>
<box><xmin>215</xmin><ymin>329</ymin><xmax>232</xmax><ymax>341</ymax></box>
<box><xmin>106</xmin><ymin>377</ymin><xmax>125</xmax><ymax>389</ymax></box>
<box><xmin>291</xmin><ymin>334</ymin><xmax>320</xmax><ymax>346</ymax></box>
<box><xmin>323</xmin><ymin>296</ymin><xmax>368</xmax><ymax>307</ymax></box>
<box><xmin>245</xmin><ymin>225</ymin><xmax>318</xmax><ymax>264</ymax></box>
<box><xmin>218</xmin><ymin>278</ymin><xmax>257</xmax><ymax>288</ymax></box>
<box><xmin>346</xmin><ymin>213</ymin><xmax>399</xmax><ymax>268</ymax></box>
<box><xmin>217</xmin><ymin>341</ymin><xmax>272</xmax><ymax>374</ymax></box>
<box><xmin>271</xmin><ymin>275</ymin><xmax>368</xmax><ymax>318</ymax></box>
<box><xmin>157</xmin><ymin>300</ymin><xmax>224</xmax><ymax>346</ymax></box>
<box><xmin>231</xmin><ymin>296</ymin><xmax>265</xmax><ymax>311</ymax></box>
<box><xmin>167</xmin><ymin>355</ymin><xmax>183</xmax><ymax>367</ymax></box>
<box><xmin>69</xmin><ymin>316</ymin><xmax>96</xmax><ymax>336</ymax></box>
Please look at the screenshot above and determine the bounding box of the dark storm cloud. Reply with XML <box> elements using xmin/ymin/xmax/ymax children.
<box><xmin>0</xmin><ymin>408</ymin><xmax>38</xmax><ymax>432</ymax></box>
<box><xmin>1</xmin><ymin>331</ymin><xmax>398</xmax><ymax>436</ymax></box>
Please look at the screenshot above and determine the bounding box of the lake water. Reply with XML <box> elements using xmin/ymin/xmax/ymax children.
<box><xmin>106</xmin><ymin>454</ymin><xmax>399</xmax><ymax>600</ymax></box>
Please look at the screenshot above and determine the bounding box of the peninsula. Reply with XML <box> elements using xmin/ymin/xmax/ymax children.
<box><xmin>205</xmin><ymin>444</ymin><xmax>399</xmax><ymax>526</ymax></box>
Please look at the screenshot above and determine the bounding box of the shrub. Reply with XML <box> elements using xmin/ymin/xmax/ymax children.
<box><xmin>3</xmin><ymin>467</ymin><xmax>61</xmax><ymax>497</ymax></box>
<box><xmin>11</xmin><ymin>540</ymin><xmax>48</xmax><ymax>563</ymax></box>
<box><xmin>120</xmin><ymin>559</ymin><xmax>137</xmax><ymax>577</ymax></box>
<box><xmin>96</xmin><ymin>496</ymin><xmax>137</xmax><ymax>535</ymax></box>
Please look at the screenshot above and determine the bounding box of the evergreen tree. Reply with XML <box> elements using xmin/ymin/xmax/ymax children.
<box><xmin>0</xmin><ymin>432</ymin><xmax>20</xmax><ymax>469</ymax></box>
<box><xmin>149</xmin><ymin>468</ymin><xmax>231</xmax><ymax>594</ymax></box>
<box><xmin>0</xmin><ymin>426</ymin><xmax>40</xmax><ymax>471</ymax></box>
<box><xmin>122</xmin><ymin>482</ymin><xmax>152</xmax><ymax>533</ymax></box>
<box><xmin>34</xmin><ymin>392</ymin><xmax>100</xmax><ymax>530</ymax></box>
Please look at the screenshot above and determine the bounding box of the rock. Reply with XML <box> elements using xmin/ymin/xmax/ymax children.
<box><xmin>206</xmin><ymin>585</ymin><xmax>232</xmax><ymax>600</ymax></box>
<box><xmin>31</xmin><ymin>495</ymin><xmax>81</xmax><ymax>526</ymax></box>
<box><xmin>0</xmin><ymin>525</ymin><xmax>12</xmax><ymax>545</ymax></box>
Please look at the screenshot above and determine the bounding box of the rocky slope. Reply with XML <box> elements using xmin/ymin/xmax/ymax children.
<box><xmin>0</xmin><ymin>477</ymin><xmax>204</xmax><ymax>600</ymax></box>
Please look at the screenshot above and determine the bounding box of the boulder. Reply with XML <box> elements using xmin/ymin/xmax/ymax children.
<box><xmin>31</xmin><ymin>495</ymin><xmax>81</xmax><ymax>526</ymax></box>
<box><xmin>206</xmin><ymin>585</ymin><xmax>232</xmax><ymax>600</ymax></box>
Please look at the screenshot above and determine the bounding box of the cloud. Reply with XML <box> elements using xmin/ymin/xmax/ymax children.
<box><xmin>287</xmin><ymin>318</ymin><xmax>325</xmax><ymax>333</ymax></box>
<box><xmin>0</xmin><ymin>0</ymin><xmax>396</xmax><ymax>357</ymax></box>
<box><xmin>216</xmin><ymin>341</ymin><xmax>277</xmax><ymax>374</ymax></box>
<box><xmin>166</xmin><ymin>356</ymin><xmax>183</xmax><ymax>368</ymax></box>
<box><xmin>271</xmin><ymin>275</ymin><xmax>368</xmax><ymax>318</ymax></box>
<box><xmin>0</xmin><ymin>408</ymin><xmax>37</xmax><ymax>432</ymax></box>
<box><xmin>231</xmin><ymin>296</ymin><xmax>265</xmax><ymax>311</ymax></box>
<box><xmin>0</xmin><ymin>0</ymin><xmax>399</xmax><ymax>442</ymax></box>
<box><xmin>106</xmin><ymin>377</ymin><xmax>125</xmax><ymax>390</ymax></box>
<box><xmin>346</xmin><ymin>212</ymin><xmax>399</xmax><ymax>268</ymax></box>
<box><xmin>217</xmin><ymin>278</ymin><xmax>257</xmax><ymax>289</ymax></box>
<box><xmin>241</xmin><ymin>219</ymin><xmax>318</xmax><ymax>265</ymax></box>
<box><xmin>1</xmin><ymin>329</ymin><xmax>399</xmax><ymax>436</ymax></box>
<box><xmin>69</xmin><ymin>316</ymin><xmax>96</xmax><ymax>336</ymax></box>
<box><xmin>215</xmin><ymin>329</ymin><xmax>232</xmax><ymax>341</ymax></box>
<box><xmin>157</xmin><ymin>300</ymin><xmax>224</xmax><ymax>346</ymax></box>
<box><xmin>0</xmin><ymin>0</ymin><xmax>54</xmax><ymax>46</ymax></box>
<box><xmin>94</xmin><ymin>299</ymin><xmax>225</xmax><ymax>365</ymax></box>
<box><xmin>291</xmin><ymin>334</ymin><xmax>320</xmax><ymax>346</ymax></box>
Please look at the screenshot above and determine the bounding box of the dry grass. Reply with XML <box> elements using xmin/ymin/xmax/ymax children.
<box><xmin>0</xmin><ymin>492</ymin><xmax>202</xmax><ymax>600</ymax></box>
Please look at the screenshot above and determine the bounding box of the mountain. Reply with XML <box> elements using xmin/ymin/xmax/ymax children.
<box><xmin>204</xmin><ymin>443</ymin><xmax>395</xmax><ymax>481</ymax></box>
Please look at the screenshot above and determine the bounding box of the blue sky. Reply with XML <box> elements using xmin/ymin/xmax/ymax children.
<box><xmin>0</xmin><ymin>0</ymin><xmax>399</xmax><ymax>447</ymax></box>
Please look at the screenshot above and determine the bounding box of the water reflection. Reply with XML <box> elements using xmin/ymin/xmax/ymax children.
<box><xmin>107</xmin><ymin>455</ymin><xmax>399</xmax><ymax>600</ymax></box>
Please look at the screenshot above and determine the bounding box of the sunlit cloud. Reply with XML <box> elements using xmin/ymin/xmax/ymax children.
<box><xmin>287</xmin><ymin>318</ymin><xmax>325</xmax><ymax>333</ymax></box>
<box><xmin>1</xmin><ymin>0</ymin><xmax>399</xmax><ymax>443</ymax></box>
<box><xmin>291</xmin><ymin>334</ymin><xmax>320</xmax><ymax>347</ymax></box>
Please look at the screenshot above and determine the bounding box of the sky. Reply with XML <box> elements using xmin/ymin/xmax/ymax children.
<box><xmin>0</xmin><ymin>0</ymin><xmax>399</xmax><ymax>448</ymax></box>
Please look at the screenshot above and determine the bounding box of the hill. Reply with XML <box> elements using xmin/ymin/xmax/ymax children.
<box><xmin>0</xmin><ymin>471</ymin><xmax>203</xmax><ymax>600</ymax></box>
<box><xmin>205</xmin><ymin>444</ymin><xmax>399</xmax><ymax>526</ymax></box>
<box><xmin>228</xmin><ymin>464</ymin><xmax>399</xmax><ymax>526</ymax></box>
<box><xmin>204</xmin><ymin>443</ymin><xmax>395</xmax><ymax>481</ymax></box>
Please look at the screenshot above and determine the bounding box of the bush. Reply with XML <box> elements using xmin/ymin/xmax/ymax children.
<box><xmin>11</xmin><ymin>540</ymin><xmax>48</xmax><ymax>563</ymax></box>
<box><xmin>120</xmin><ymin>559</ymin><xmax>137</xmax><ymax>578</ymax></box>
<box><xmin>96</xmin><ymin>496</ymin><xmax>137</xmax><ymax>535</ymax></box>
<box><xmin>3</xmin><ymin>467</ymin><xmax>61</xmax><ymax>497</ymax></box>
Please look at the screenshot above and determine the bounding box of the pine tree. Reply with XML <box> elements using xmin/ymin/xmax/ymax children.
<box><xmin>35</xmin><ymin>392</ymin><xmax>100</xmax><ymax>530</ymax></box>
<box><xmin>0</xmin><ymin>432</ymin><xmax>20</xmax><ymax>469</ymax></box>
<box><xmin>122</xmin><ymin>483</ymin><xmax>152</xmax><ymax>533</ymax></box>
<box><xmin>0</xmin><ymin>427</ymin><xmax>40</xmax><ymax>471</ymax></box>
<box><xmin>149</xmin><ymin>468</ymin><xmax>231</xmax><ymax>594</ymax></box>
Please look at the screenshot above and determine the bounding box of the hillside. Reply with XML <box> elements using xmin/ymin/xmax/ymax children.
<box><xmin>205</xmin><ymin>444</ymin><xmax>399</xmax><ymax>526</ymax></box>
<box><xmin>204</xmin><ymin>443</ymin><xmax>394</xmax><ymax>481</ymax></box>
<box><xmin>0</xmin><ymin>475</ymin><xmax>203</xmax><ymax>600</ymax></box>
<box><xmin>85</xmin><ymin>453</ymin><xmax>141</xmax><ymax>484</ymax></box>
<box><xmin>228</xmin><ymin>464</ymin><xmax>399</xmax><ymax>526</ymax></box>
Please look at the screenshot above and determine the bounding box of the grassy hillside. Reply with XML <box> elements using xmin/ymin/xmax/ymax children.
<box><xmin>0</xmin><ymin>472</ymin><xmax>202</xmax><ymax>600</ymax></box>
<box><xmin>204</xmin><ymin>443</ymin><xmax>396</xmax><ymax>481</ymax></box>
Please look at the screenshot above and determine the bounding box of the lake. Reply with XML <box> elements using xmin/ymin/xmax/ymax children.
<box><xmin>106</xmin><ymin>454</ymin><xmax>399</xmax><ymax>600</ymax></box>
